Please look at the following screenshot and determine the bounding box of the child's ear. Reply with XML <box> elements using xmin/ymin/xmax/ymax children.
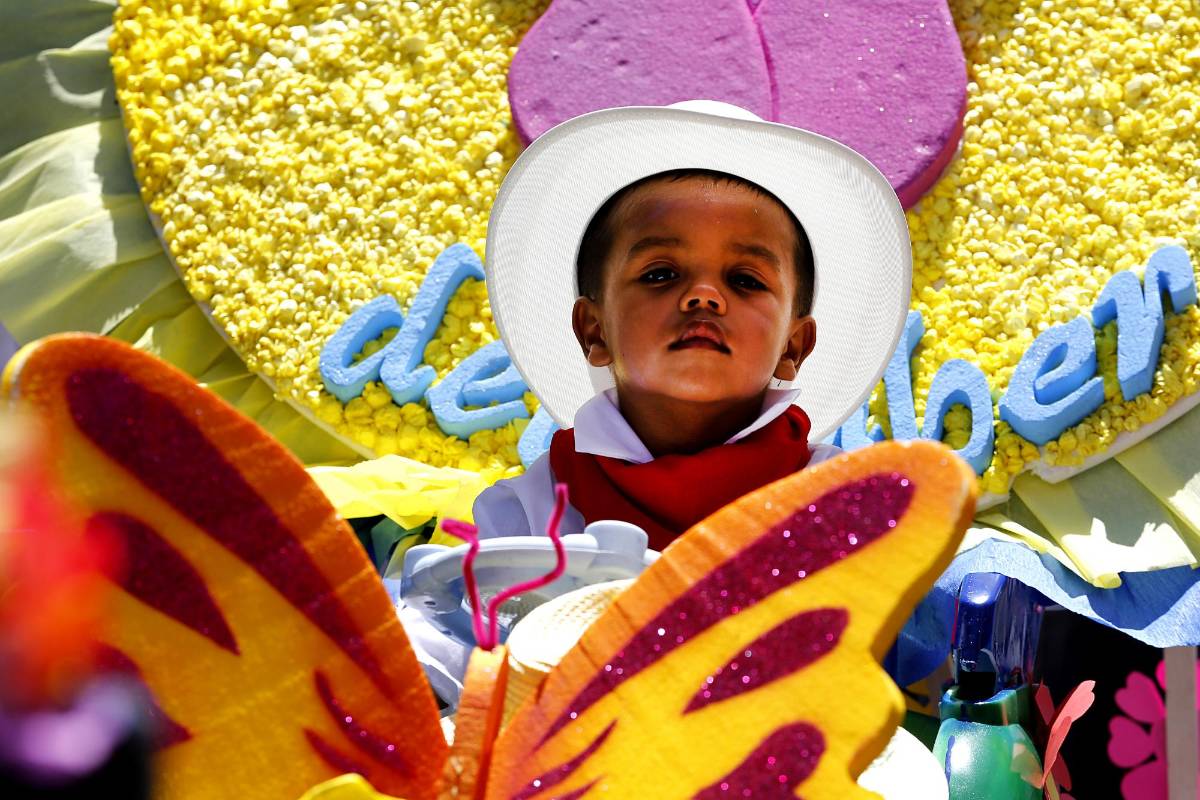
<box><xmin>774</xmin><ymin>316</ymin><xmax>816</xmax><ymax>381</ymax></box>
<box><xmin>572</xmin><ymin>297</ymin><xmax>613</xmax><ymax>368</ymax></box>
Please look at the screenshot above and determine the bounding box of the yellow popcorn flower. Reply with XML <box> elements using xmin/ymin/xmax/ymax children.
<box><xmin>909</xmin><ymin>0</ymin><xmax>1200</xmax><ymax>489</ymax></box>
<box><xmin>111</xmin><ymin>0</ymin><xmax>548</xmax><ymax>474</ymax></box>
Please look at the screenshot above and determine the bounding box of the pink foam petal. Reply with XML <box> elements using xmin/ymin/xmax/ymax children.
<box><xmin>1116</xmin><ymin>670</ymin><xmax>1166</xmax><ymax>724</ymax></box>
<box><xmin>756</xmin><ymin>0</ymin><xmax>966</xmax><ymax>207</ymax></box>
<box><xmin>1120</xmin><ymin>760</ymin><xmax>1167</xmax><ymax>800</ymax></box>
<box><xmin>1107</xmin><ymin>716</ymin><xmax>1155</xmax><ymax>768</ymax></box>
<box><xmin>509</xmin><ymin>0</ymin><xmax>770</xmax><ymax>143</ymax></box>
<box><xmin>1040</xmin><ymin>680</ymin><xmax>1094</xmax><ymax>790</ymax></box>
<box><xmin>507</xmin><ymin>0</ymin><xmax>966</xmax><ymax>207</ymax></box>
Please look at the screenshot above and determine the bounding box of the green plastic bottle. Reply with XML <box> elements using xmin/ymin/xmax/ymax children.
<box><xmin>933</xmin><ymin>685</ymin><xmax>1042</xmax><ymax>800</ymax></box>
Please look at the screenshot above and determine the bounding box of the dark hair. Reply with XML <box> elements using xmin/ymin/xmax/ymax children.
<box><xmin>575</xmin><ymin>168</ymin><xmax>815</xmax><ymax>316</ymax></box>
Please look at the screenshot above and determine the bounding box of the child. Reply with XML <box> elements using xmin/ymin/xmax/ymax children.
<box><xmin>476</xmin><ymin>100</ymin><xmax>913</xmax><ymax>548</ymax></box>
<box><xmin>402</xmin><ymin>101</ymin><xmax>912</xmax><ymax>700</ymax></box>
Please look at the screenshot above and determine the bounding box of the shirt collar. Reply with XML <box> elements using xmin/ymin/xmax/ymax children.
<box><xmin>572</xmin><ymin>386</ymin><xmax>803</xmax><ymax>464</ymax></box>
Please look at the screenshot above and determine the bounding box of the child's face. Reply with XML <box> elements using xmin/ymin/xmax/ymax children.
<box><xmin>572</xmin><ymin>178</ymin><xmax>815</xmax><ymax>409</ymax></box>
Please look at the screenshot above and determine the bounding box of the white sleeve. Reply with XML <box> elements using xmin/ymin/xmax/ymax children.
<box><xmin>472</xmin><ymin>452</ymin><xmax>586</xmax><ymax>539</ymax></box>
<box><xmin>808</xmin><ymin>442</ymin><xmax>843</xmax><ymax>465</ymax></box>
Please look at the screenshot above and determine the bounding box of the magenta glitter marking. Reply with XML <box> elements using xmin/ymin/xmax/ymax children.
<box><xmin>314</xmin><ymin>671</ymin><xmax>409</xmax><ymax>775</ymax></box>
<box><xmin>692</xmin><ymin>722</ymin><xmax>825</xmax><ymax>798</ymax></box>
<box><xmin>684</xmin><ymin>608</ymin><xmax>848</xmax><ymax>714</ymax></box>
<box><xmin>510</xmin><ymin>722</ymin><xmax>616</xmax><ymax>800</ymax></box>
<box><xmin>89</xmin><ymin>512</ymin><xmax>239</xmax><ymax>655</ymax></box>
<box><xmin>541</xmin><ymin>473</ymin><xmax>913</xmax><ymax>744</ymax></box>
<box><xmin>305</xmin><ymin>728</ymin><xmax>373</xmax><ymax>781</ymax></box>
<box><xmin>66</xmin><ymin>368</ymin><xmax>388</xmax><ymax>692</ymax></box>
<box><xmin>93</xmin><ymin>645</ymin><xmax>191</xmax><ymax>749</ymax></box>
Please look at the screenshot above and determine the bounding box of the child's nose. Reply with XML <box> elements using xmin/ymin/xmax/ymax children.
<box><xmin>681</xmin><ymin>283</ymin><xmax>726</xmax><ymax>314</ymax></box>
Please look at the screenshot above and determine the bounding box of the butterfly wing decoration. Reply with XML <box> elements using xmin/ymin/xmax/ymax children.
<box><xmin>485</xmin><ymin>440</ymin><xmax>977</xmax><ymax>800</ymax></box>
<box><xmin>2</xmin><ymin>335</ymin><xmax>447</xmax><ymax>800</ymax></box>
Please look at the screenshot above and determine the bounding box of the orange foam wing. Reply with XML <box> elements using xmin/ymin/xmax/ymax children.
<box><xmin>440</xmin><ymin>646</ymin><xmax>511</xmax><ymax>800</ymax></box>
<box><xmin>486</xmin><ymin>440</ymin><xmax>976</xmax><ymax>800</ymax></box>
<box><xmin>3</xmin><ymin>335</ymin><xmax>446</xmax><ymax>800</ymax></box>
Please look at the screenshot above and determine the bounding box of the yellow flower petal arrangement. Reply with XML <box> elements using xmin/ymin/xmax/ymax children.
<box><xmin>109</xmin><ymin>0</ymin><xmax>1200</xmax><ymax>498</ymax></box>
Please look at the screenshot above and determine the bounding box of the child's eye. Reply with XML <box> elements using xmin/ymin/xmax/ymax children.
<box><xmin>731</xmin><ymin>273</ymin><xmax>767</xmax><ymax>291</ymax></box>
<box><xmin>639</xmin><ymin>265</ymin><xmax>678</xmax><ymax>284</ymax></box>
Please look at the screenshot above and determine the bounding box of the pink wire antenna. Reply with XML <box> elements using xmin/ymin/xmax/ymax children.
<box><xmin>441</xmin><ymin>483</ymin><xmax>570</xmax><ymax>651</ymax></box>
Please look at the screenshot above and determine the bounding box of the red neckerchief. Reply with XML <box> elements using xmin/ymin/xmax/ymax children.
<box><xmin>549</xmin><ymin>406</ymin><xmax>812</xmax><ymax>551</ymax></box>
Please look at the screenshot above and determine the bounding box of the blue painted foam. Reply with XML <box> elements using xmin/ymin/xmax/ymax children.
<box><xmin>998</xmin><ymin>316</ymin><xmax>1105</xmax><ymax>445</ymax></box>
<box><xmin>517</xmin><ymin>407</ymin><xmax>559</xmax><ymax>468</ymax></box>
<box><xmin>1092</xmin><ymin>245</ymin><xmax>1198</xmax><ymax>402</ymax></box>
<box><xmin>920</xmin><ymin>359</ymin><xmax>995</xmax><ymax>474</ymax></box>
<box><xmin>884</xmin><ymin>310</ymin><xmax>925</xmax><ymax>441</ymax></box>
<box><xmin>427</xmin><ymin>340</ymin><xmax>531</xmax><ymax>439</ymax></box>
<box><xmin>463</xmin><ymin>361</ymin><xmax>527</xmax><ymax>407</ymax></box>
<box><xmin>379</xmin><ymin>243</ymin><xmax>486</xmax><ymax>406</ymax></box>
<box><xmin>835</xmin><ymin>401</ymin><xmax>885</xmax><ymax>450</ymax></box>
<box><xmin>319</xmin><ymin>295</ymin><xmax>406</xmax><ymax>402</ymax></box>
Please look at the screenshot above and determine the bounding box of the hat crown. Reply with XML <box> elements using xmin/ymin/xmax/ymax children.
<box><xmin>667</xmin><ymin>99</ymin><xmax>764</xmax><ymax>122</ymax></box>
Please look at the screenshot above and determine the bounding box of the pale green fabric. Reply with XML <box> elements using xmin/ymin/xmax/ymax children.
<box><xmin>2</xmin><ymin>0</ymin><xmax>1199</xmax><ymax>582</ymax></box>
<box><xmin>0</xmin><ymin>0</ymin><xmax>356</xmax><ymax>465</ymax></box>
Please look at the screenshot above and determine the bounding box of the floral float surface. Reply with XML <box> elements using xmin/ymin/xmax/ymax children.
<box><xmin>104</xmin><ymin>0</ymin><xmax>1200</xmax><ymax>507</ymax></box>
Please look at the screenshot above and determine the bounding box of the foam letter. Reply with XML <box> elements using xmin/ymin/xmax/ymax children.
<box><xmin>427</xmin><ymin>341</ymin><xmax>531</xmax><ymax>439</ymax></box>
<box><xmin>920</xmin><ymin>359</ymin><xmax>995</xmax><ymax>474</ymax></box>
<box><xmin>518</xmin><ymin>407</ymin><xmax>560</xmax><ymax>468</ymax></box>
<box><xmin>883</xmin><ymin>310</ymin><xmax>925</xmax><ymax>441</ymax></box>
<box><xmin>1091</xmin><ymin>244</ymin><xmax>1198</xmax><ymax>401</ymax></box>
<box><xmin>319</xmin><ymin>295</ymin><xmax>406</xmax><ymax>402</ymax></box>
<box><xmin>379</xmin><ymin>243</ymin><xmax>486</xmax><ymax>406</ymax></box>
<box><xmin>833</xmin><ymin>401</ymin><xmax>884</xmax><ymax>451</ymax></box>
<box><xmin>998</xmin><ymin>317</ymin><xmax>1105</xmax><ymax>445</ymax></box>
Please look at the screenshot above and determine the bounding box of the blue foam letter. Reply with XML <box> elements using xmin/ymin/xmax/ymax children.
<box><xmin>921</xmin><ymin>359</ymin><xmax>995</xmax><ymax>474</ymax></box>
<box><xmin>833</xmin><ymin>401</ymin><xmax>885</xmax><ymax>451</ymax></box>
<box><xmin>517</xmin><ymin>407</ymin><xmax>559</xmax><ymax>467</ymax></box>
<box><xmin>998</xmin><ymin>316</ymin><xmax>1105</xmax><ymax>445</ymax></box>
<box><xmin>319</xmin><ymin>295</ymin><xmax>406</xmax><ymax>402</ymax></box>
<box><xmin>883</xmin><ymin>310</ymin><xmax>925</xmax><ymax>441</ymax></box>
<box><xmin>379</xmin><ymin>243</ymin><xmax>486</xmax><ymax>405</ymax></box>
<box><xmin>427</xmin><ymin>341</ymin><xmax>531</xmax><ymax>438</ymax></box>
<box><xmin>1092</xmin><ymin>245</ymin><xmax>1198</xmax><ymax>401</ymax></box>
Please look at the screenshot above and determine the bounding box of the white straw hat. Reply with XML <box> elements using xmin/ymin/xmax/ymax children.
<box><xmin>484</xmin><ymin>101</ymin><xmax>912</xmax><ymax>441</ymax></box>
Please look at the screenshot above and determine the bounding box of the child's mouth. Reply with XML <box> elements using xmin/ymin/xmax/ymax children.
<box><xmin>670</xmin><ymin>322</ymin><xmax>731</xmax><ymax>354</ymax></box>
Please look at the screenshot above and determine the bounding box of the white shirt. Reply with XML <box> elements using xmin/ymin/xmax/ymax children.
<box><xmin>473</xmin><ymin>387</ymin><xmax>842</xmax><ymax>539</ymax></box>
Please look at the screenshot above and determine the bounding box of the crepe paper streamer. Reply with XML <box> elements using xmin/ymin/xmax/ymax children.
<box><xmin>486</xmin><ymin>440</ymin><xmax>976</xmax><ymax>800</ymax></box>
<box><xmin>893</xmin><ymin>535</ymin><xmax>1200</xmax><ymax>687</ymax></box>
<box><xmin>443</xmin><ymin>484</ymin><xmax>570</xmax><ymax>651</ymax></box>
<box><xmin>517</xmin><ymin>407</ymin><xmax>559</xmax><ymax>468</ymax></box>
<box><xmin>3</xmin><ymin>335</ymin><xmax>446</xmax><ymax>800</ymax></box>
<box><xmin>508</xmin><ymin>0</ymin><xmax>966</xmax><ymax>207</ymax></box>
<box><xmin>999</xmin><ymin>317</ymin><xmax>1105</xmax><ymax>446</ymax></box>
<box><xmin>1035</xmin><ymin>680</ymin><xmax>1095</xmax><ymax>794</ymax></box>
<box><xmin>921</xmin><ymin>359</ymin><xmax>996</xmax><ymax>475</ymax></box>
<box><xmin>308</xmin><ymin>454</ymin><xmax>490</xmax><ymax>534</ymax></box>
<box><xmin>1012</xmin><ymin>459</ymin><xmax>1198</xmax><ymax>588</ymax></box>
<box><xmin>427</xmin><ymin>340</ymin><xmax>531</xmax><ymax>439</ymax></box>
<box><xmin>319</xmin><ymin>243</ymin><xmax>486</xmax><ymax>405</ymax></box>
<box><xmin>1114</xmin><ymin>401</ymin><xmax>1200</xmax><ymax>545</ymax></box>
<box><xmin>1092</xmin><ymin>246</ymin><xmax>1198</xmax><ymax>402</ymax></box>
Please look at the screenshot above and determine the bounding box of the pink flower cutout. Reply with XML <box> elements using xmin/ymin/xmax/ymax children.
<box><xmin>1107</xmin><ymin>660</ymin><xmax>1200</xmax><ymax>799</ymax></box>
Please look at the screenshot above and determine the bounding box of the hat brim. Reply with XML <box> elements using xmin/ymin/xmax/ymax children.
<box><xmin>484</xmin><ymin>105</ymin><xmax>912</xmax><ymax>441</ymax></box>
